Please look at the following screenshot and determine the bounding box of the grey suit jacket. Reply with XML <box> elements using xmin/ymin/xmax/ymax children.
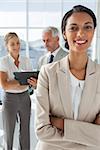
<box><xmin>37</xmin><ymin>47</ymin><xmax>68</xmax><ymax>70</ymax></box>
<box><xmin>35</xmin><ymin>55</ymin><xmax>100</xmax><ymax>150</ymax></box>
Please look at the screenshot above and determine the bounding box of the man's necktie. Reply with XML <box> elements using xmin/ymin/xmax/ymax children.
<box><xmin>48</xmin><ymin>54</ymin><xmax>54</xmax><ymax>63</ymax></box>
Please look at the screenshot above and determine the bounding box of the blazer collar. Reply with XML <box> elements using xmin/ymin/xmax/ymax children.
<box><xmin>59</xmin><ymin>55</ymin><xmax>96</xmax><ymax>75</ymax></box>
<box><xmin>86</xmin><ymin>58</ymin><xmax>96</xmax><ymax>76</ymax></box>
<box><xmin>56</xmin><ymin>55</ymin><xmax>97</xmax><ymax>120</ymax></box>
<box><xmin>78</xmin><ymin>59</ymin><xmax>97</xmax><ymax>120</ymax></box>
<box><xmin>56</xmin><ymin>55</ymin><xmax>73</xmax><ymax>119</ymax></box>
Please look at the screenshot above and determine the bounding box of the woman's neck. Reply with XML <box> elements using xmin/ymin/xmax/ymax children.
<box><xmin>10</xmin><ymin>53</ymin><xmax>19</xmax><ymax>61</ymax></box>
<box><xmin>68</xmin><ymin>52</ymin><xmax>88</xmax><ymax>71</ymax></box>
<box><xmin>68</xmin><ymin>52</ymin><xmax>88</xmax><ymax>80</ymax></box>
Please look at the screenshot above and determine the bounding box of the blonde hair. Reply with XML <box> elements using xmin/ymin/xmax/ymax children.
<box><xmin>4</xmin><ymin>32</ymin><xmax>19</xmax><ymax>45</ymax></box>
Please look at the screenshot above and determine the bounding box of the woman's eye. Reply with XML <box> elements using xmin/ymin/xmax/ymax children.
<box><xmin>84</xmin><ymin>25</ymin><xmax>93</xmax><ymax>30</ymax></box>
<box><xmin>68</xmin><ymin>26</ymin><xmax>78</xmax><ymax>31</ymax></box>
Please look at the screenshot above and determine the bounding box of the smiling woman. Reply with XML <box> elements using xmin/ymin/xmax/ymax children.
<box><xmin>63</xmin><ymin>12</ymin><xmax>95</xmax><ymax>54</ymax></box>
<box><xmin>35</xmin><ymin>5</ymin><xmax>100</xmax><ymax>150</ymax></box>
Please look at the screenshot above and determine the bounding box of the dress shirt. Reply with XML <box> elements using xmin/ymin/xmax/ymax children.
<box><xmin>0</xmin><ymin>54</ymin><xmax>32</xmax><ymax>93</ymax></box>
<box><xmin>47</xmin><ymin>47</ymin><xmax>60</xmax><ymax>63</ymax></box>
<box><xmin>69</xmin><ymin>71</ymin><xmax>85</xmax><ymax>120</ymax></box>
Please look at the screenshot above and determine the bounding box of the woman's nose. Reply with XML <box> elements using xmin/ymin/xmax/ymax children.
<box><xmin>77</xmin><ymin>28</ymin><xmax>85</xmax><ymax>37</ymax></box>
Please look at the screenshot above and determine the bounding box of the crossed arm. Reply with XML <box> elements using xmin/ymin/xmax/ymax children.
<box><xmin>50</xmin><ymin>114</ymin><xmax>100</xmax><ymax>131</ymax></box>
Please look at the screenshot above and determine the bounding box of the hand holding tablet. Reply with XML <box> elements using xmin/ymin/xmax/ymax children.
<box><xmin>13</xmin><ymin>71</ymin><xmax>39</xmax><ymax>85</ymax></box>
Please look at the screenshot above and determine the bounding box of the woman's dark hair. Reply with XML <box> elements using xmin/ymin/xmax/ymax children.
<box><xmin>61</xmin><ymin>5</ymin><xmax>97</xmax><ymax>49</ymax></box>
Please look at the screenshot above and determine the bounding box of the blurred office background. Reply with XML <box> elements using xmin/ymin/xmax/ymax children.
<box><xmin>0</xmin><ymin>0</ymin><xmax>100</xmax><ymax>149</ymax></box>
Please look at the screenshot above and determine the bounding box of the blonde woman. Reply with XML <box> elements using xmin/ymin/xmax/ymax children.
<box><xmin>0</xmin><ymin>32</ymin><xmax>32</xmax><ymax>150</ymax></box>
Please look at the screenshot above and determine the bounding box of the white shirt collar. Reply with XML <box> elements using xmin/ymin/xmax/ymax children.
<box><xmin>69</xmin><ymin>70</ymin><xmax>84</xmax><ymax>89</ymax></box>
<box><xmin>47</xmin><ymin>47</ymin><xmax>60</xmax><ymax>57</ymax></box>
<box><xmin>8</xmin><ymin>53</ymin><xmax>21</xmax><ymax>62</ymax></box>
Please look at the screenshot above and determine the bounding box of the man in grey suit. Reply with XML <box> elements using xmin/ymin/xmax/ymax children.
<box><xmin>28</xmin><ymin>26</ymin><xmax>68</xmax><ymax>87</ymax></box>
<box><xmin>37</xmin><ymin>26</ymin><xmax>68</xmax><ymax>70</ymax></box>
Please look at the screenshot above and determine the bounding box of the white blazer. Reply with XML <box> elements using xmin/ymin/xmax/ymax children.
<box><xmin>35</xmin><ymin>55</ymin><xmax>100</xmax><ymax>150</ymax></box>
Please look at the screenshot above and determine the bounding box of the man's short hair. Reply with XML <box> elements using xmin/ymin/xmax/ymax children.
<box><xmin>42</xmin><ymin>26</ymin><xmax>59</xmax><ymax>37</ymax></box>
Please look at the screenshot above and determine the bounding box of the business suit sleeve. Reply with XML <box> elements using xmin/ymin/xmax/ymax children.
<box><xmin>64</xmin><ymin>119</ymin><xmax>100</xmax><ymax>147</ymax></box>
<box><xmin>35</xmin><ymin>66</ymin><xmax>64</xmax><ymax>141</ymax></box>
<box><xmin>35</xmin><ymin>65</ymin><xmax>100</xmax><ymax>149</ymax></box>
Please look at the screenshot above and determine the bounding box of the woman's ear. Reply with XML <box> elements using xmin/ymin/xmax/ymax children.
<box><xmin>63</xmin><ymin>31</ymin><xmax>67</xmax><ymax>40</ymax></box>
<box><xmin>62</xmin><ymin>32</ymin><xmax>69</xmax><ymax>49</ymax></box>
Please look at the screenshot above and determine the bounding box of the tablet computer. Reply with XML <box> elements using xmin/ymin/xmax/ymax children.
<box><xmin>13</xmin><ymin>71</ymin><xmax>39</xmax><ymax>85</ymax></box>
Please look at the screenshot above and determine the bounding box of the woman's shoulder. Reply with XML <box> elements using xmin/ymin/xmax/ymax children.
<box><xmin>90</xmin><ymin>59</ymin><xmax>100</xmax><ymax>74</ymax></box>
<box><xmin>0</xmin><ymin>55</ymin><xmax>9</xmax><ymax>71</ymax></box>
<box><xmin>0</xmin><ymin>55</ymin><xmax>9</xmax><ymax>63</ymax></box>
<box><xmin>42</xmin><ymin>60</ymin><xmax>60</xmax><ymax>71</ymax></box>
<box><xmin>41</xmin><ymin>56</ymin><xmax>67</xmax><ymax>75</ymax></box>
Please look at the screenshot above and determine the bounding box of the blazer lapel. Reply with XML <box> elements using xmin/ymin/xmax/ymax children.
<box><xmin>54</xmin><ymin>48</ymin><xmax>62</xmax><ymax>61</ymax></box>
<box><xmin>78</xmin><ymin>59</ymin><xmax>97</xmax><ymax>120</ymax></box>
<box><xmin>56</xmin><ymin>56</ymin><xmax>73</xmax><ymax>119</ymax></box>
<box><xmin>54</xmin><ymin>48</ymin><xmax>66</xmax><ymax>61</ymax></box>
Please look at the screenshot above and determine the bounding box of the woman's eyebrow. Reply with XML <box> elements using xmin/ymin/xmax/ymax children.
<box><xmin>85</xmin><ymin>22</ymin><xmax>93</xmax><ymax>25</ymax></box>
<box><xmin>68</xmin><ymin>22</ymin><xmax>93</xmax><ymax>26</ymax></box>
<box><xmin>69</xmin><ymin>23</ymin><xmax>77</xmax><ymax>26</ymax></box>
